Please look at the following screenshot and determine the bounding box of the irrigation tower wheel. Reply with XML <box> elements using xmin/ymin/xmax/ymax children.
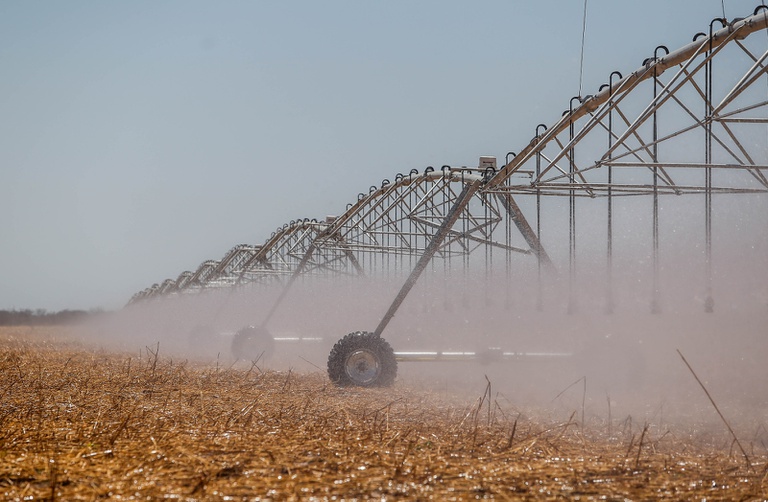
<box><xmin>231</xmin><ymin>325</ymin><xmax>274</xmax><ymax>361</ymax></box>
<box><xmin>327</xmin><ymin>331</ymin><xmax>397</xmax><ymax>387</ymax></box>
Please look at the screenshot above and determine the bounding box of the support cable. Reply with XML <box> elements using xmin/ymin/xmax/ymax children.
<box><xmin>578</xmin><ymin>0</ymin><xmax>589</xmax><ymax>97</ymax></box>
<box><xmin>704</xmin><ymin>19</ymin><xmax>727</xmax><ymax>313</ymax></box>
<box><xmin>568</xmin><ymin>97</ymin><xmax>580</xmax><ymax>315</ymax></box>
<box><xmin>534</xmin><ymin>128</ymin><xmax>545</xmax><ymax>312</ymax></box>
<box><xmin>605</xmin><ymin>71</ymin><xmax>622</xmax><ymax>314</ymax></box>
<box><xmin>652</xmin><ymin>46</ymin><xmax>669</xmax><ymax>314</ymax></box>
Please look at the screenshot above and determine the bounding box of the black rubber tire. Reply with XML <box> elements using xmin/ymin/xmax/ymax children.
<box><xmin>231</xmin><ymin>325</ymin><xmax>274</xmax><ymax>361</ymax></box>
<box><xmin>327</xmin><ymin>331</ymin><xmax>397</xmax><ymax>387</ymax></box>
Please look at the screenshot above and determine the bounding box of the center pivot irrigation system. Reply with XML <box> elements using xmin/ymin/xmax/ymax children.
<box><xmin>130</xmin><ymin>7</ymin><xmax>768</xmax><ymax>387</ymax></box>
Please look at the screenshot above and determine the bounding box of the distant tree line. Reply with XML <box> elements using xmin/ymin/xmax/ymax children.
<box><xmin>0</xmin><ymin>309</ymin><xmax>108</xmax><ymax>326</ymax></box>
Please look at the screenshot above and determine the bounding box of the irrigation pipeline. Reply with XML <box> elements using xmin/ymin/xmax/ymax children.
<box><xmin>488</xmin><ymin>10</ymin><xmax>768</xmax><ymax>188</ymax></box>
<box><xmin>129</xmin><ymin>6</ymin><xmax>768</xmax><ymax>316</ymax></box>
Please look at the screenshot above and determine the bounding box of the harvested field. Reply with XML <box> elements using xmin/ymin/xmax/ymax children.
<box><xmin>0</xmin><ymin>326</ymin><xmax>766</xmax><ymax>500</ymax></box>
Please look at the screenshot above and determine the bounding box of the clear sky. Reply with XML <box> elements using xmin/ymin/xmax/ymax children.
<box><xmin>0</xmin><ymin>0</ymin><xmax>764</xmax><ymax>311</ymax></box>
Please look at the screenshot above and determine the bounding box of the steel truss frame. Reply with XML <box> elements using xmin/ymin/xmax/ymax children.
<box><xmin>129</xmin><ymin>7</ymin><xmax>768</xmax><ymax>323</ymax></box>
<box><xmin>130</xmin><ymin>170</ymin><xmax>544</xmax><ymax>303</ymax></box>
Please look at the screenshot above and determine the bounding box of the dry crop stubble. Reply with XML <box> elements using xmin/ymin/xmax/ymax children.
<box><xmin>0</xmin><ymin>326</ymin><xmax>766</xmax><ymax>500</ymax></box>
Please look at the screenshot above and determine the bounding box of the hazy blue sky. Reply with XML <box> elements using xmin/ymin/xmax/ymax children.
<box><xmin>1</xmin><ymin>0</ymin><xmax>764</xmax><ymax>311</ymax></box>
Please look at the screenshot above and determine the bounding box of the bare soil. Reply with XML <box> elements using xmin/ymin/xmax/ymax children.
<box><xmin>0</xmin><ymin>326</ymin><xmax>766</xmax><ymax>500</ymax></box>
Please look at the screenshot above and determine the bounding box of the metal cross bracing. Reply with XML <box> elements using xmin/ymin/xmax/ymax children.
<box><xmin>201</xmin><ymin>244</ymin><xmax>259</xmax><ymax>289</ymax></box>
<box><xmin>489</xmin><ymin>10</ymin><xmax>768</xmax><ymax>198</ymax></box>
<box><xmin>235</xmin><ymin>221</ymin><xmax>332</xmax><ymax>285</ymax></box>
<box><xmin>313</xmin><ymin>170</ymin><xmax>541</xmax><ymax>270</ymax></box>
<box><xmin>128</xmin><ymin>169</ymin><xmax>548</xmax><ymax>305</ymax></box>
<box><xmin>484</xmin><ymin>7</ymin><xmax>768</xmax><ymax>314</ymax></box>
<box><xmin>123</xmin><ymin>5</ymin><xmax>768</xmax><ymax>387</ymax></box>
<box><xmin>129</xmin><ymin>6</ymin><xmax>768</xmax><ymax>324</ymax></box>
<box><xmin>239</xmin><ymin>169</ymin><xmax>526</xmax><ymax>286</ymax></box>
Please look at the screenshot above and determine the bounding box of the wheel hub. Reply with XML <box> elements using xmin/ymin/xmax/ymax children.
<box><xmin>345</xmin><ymin>349</ymin><xmax>381</xmax><ymax>385</ymax></box>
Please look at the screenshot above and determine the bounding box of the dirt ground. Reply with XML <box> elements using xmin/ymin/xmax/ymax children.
<box><xmin>0</xmin><ymin>326</ymin><xmax>766</xmax><ymax>500</ymax></box>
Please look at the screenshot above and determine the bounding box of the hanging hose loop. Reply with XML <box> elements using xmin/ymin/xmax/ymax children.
<box><xmin>711</xmin><ymin>16</ymin><xmax>727</xmax><ymax>28</ymax></box>
<box><xmin>754</xmin><ymin>5</ymin><xmax>768</xmax><ymax>15</ymax></box>
<box><xmin>424</xmin><ymin>166</ymin><xmax>435</xmax><ymax>174</ymax></box>
<box><xmin>532</xmin><ymin>124</ymin><xmax>547</xmax><ymax>147</ymax></box>
<box><xmin>569</xmin><ymin>96</ymin><xmax>582</xmax><ymax>117</ymax></box>
<box><xmin>572</xmin><ymin>95</ymin><xmax>583</xmax><ymax>106</ymax></box>
<box><xmin>608</xmin><ymin>71</ymin><xmax>623</xmax><ymax>96</ymax></box>
<box><xmin>709</xmin><ymin>18</ymin><xmax>727</xmax><ymax>45</ymax></box>
<box><xmin>482</xmin><ymin>166</ymin><xmax>496</xmax><ymax>183</ymax></box>
<box><xmin>505</xmin><ymin>151</ymin><xmax>516</xmax><ymax>165</ymax></box>
<box><xmin>707</xmin><ymin>18</ymin><xmax>727</xmax><ymax>76</ymax></box>
<box><xmin>395</xmin><ymin>172</ymin><xmax>404</xmax><ymax>182</ymax></box>
<box><xmin>381</xmin><ymin>178</ymin><xmax>390</xmax><ymax>187</ymax></box>
<box><xmin>693</xmin><ymin>31</ymin><xmax>707</xmax><ymax>41</ymax></box>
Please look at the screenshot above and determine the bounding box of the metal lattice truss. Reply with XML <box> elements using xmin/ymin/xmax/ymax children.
<box><xmin>131</xmin><ymin>171</ymin><xmax>542</xmax><ymax>303</ymax></box>
<box><xmin>129</xmin><ymin>7</ymin><xmax>768</xmax><ymax>306</ymax></box>
<box><xmin>313</xmin><ymin>171</ymin><xmax>537</xmax><ymax>266</ymax></box>
<box><xmin>489</xmin><ymin>11</ymin><xmax>768</xmax><ymax>196</ymax></box>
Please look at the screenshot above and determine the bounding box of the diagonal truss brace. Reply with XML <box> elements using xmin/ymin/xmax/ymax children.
<box><xmin>373</xmin><ymin>180</ymin><xmax>483</xmax><ymax>337</ymax></box>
